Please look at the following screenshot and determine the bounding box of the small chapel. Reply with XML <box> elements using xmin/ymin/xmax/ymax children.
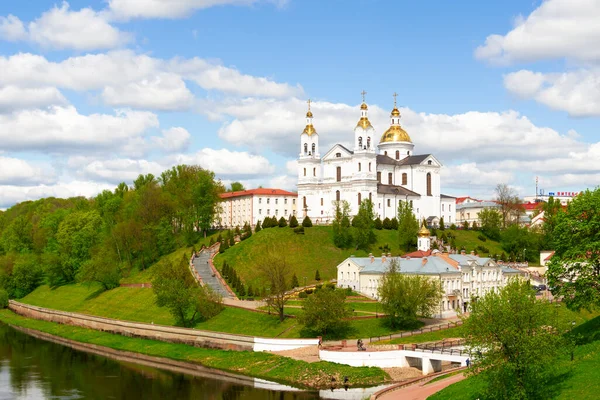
<box><xmin>297</xmin><ymin>92</ymin><xmax>455</xmax><ymax>224</ymax></box>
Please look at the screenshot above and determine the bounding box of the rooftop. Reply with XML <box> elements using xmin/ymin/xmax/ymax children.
<box><xmin>219</xmin><ymin>188</ymin><xmax>298</xmax><ymax>199</ymax></box>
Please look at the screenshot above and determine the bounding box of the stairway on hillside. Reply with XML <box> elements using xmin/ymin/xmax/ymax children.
<box><xmin>192</xmin><ymin>248</ymin><xmax>235</xmax><ymax>299</ymax></box>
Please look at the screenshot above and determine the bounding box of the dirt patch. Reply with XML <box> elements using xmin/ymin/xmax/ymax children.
<box><xmin>383</xmin><ymin>367</ymin><xmax>422</xmax><ymax>382</ymax></box>
<box><xmin>269</xmin><ymin>345</ymin><xmax>320</xmax><ymax>363</ymax></box>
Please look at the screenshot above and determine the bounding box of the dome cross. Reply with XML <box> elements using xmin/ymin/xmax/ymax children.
<box><xmin>361</xmin><ymin>90</ymin><xmax>367</xmax><ymax>103</ymax></box>
<box><xmin>393</xmin><ymin>92</ymin><xmax>398</xmax><ymax>107</ymax></box>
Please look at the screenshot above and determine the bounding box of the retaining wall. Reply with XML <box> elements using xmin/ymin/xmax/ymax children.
<box><xmin>8</xmin><ymin>301</ymin><xmax>318</xmax><ymax>352</ymax></box>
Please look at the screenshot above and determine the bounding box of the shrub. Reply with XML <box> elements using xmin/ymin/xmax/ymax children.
<box><xmin>382</xmin><ymin>217</ymin><xmax>392</xmax><ymax>229</ymax></box>
<box><xmin>478</xmin><ymin>234</ymin><xmax>487</xmax><ymax>242</ymax></box>
<box><xmin>325</xmin><ymin>282</ymin><xmax>336</xmax><ymax>290</ymax></box>
<box><xmin>289</xmin><ymin>215</ymin><xmax>299</xmax><ymax>228</ymax></box>
<box><xmin>298</xmin><ymin>291</ymin><xmax>308</xmax><ymax>299</ymax></box>
<box><xmin>293</xmin><ymin>226</ymin><xmax>305</xmax><ymax>234</ymax></box>
<box><xmin>302</xmin><ymin>216</ymin><xmax>313</xmax><ymax>227</ymax></box>
<box><xmin>345</xmin><ymin>287</ymin><xmax>353</xmax><ymax>296</ymax></box>
<box><xmin>450</xmin><ymin>224</ymin><xmax>457</xmax><ymax>230</ymax></box>
<box><xmin>374</xmin><ymin>217</ymin><xmax>383</xmax><ymax>230</ymax></box>
<box><xmin>255</xmin><ymin>220</ymin><xmax>262</xmax><ymax>232</ymax></box>
<box><xmin>291</xmin><ymin>273</ymin><xmax>299</xmax><ymax>288</ymax></box>
<box><xmin>315</xmin><ymin>284</ymin><xmax>323</xmax><ymax>291</ymax></box>
<box><xmin>0</xmin><ymin>289</ymin><xmax>8</xmax><ymax>309</ymax></box>
<box><xmin>315</xmin><ymin>269</ymin><xmax>321</xmax><ymax>281</ymax></box>
<box><xmin>390</xmin><ymin>218</ymin><xmax>399</xmax><ymax>230</ymax></box>
<box><xmin>278</xmin><ymin>217</ymin><xmax>287</xmax><ymax>227</ymax></box>
<box><xmin>305</xmin><ymin>289</ymin><xmax>313</xmax><ymax>295</ymax></box>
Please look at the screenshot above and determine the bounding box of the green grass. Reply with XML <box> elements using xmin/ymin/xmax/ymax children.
<box><xmin>425</xmin><ymin>369</ymin><xmax>465</xmax><ymax>385</ymax></box>
<box><xmin>214</xmin><ymin>226</ymin><xmax>401</xmax><ymax>288</ymax></box>
<box><xmin>0</xmin><ymin>309</ymin><xmax>390</xmax><ymax>389</ymax></box>
<box><xmin>375</xmin><ymin>325</ymin><xmax>464</xmax><ymax>345</ymax></box>
<box><xmin>448</xmin><ymin>229</ymin><xmax>504</xmax><ymax>259</ymax></box>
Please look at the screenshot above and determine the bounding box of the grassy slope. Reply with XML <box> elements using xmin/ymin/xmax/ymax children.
<box><xmin>0</xmin><ymin>309</ymin><xmax>389</xmax><ymax>389</ymax></box>
<box><xmin>446</xmin><ymin>229</ymin><xmax>505</xmax><ymax>258</ymax></box>
<box><xmin>214</xmin><ymin>226</ymin><xmax>400</xmax><ymax>287</ymax></box>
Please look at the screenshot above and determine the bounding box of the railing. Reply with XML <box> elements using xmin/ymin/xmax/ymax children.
<box><xmin>368</xmin><ymin>320</ymin><xmax>464</xmax><ymax>343</ymax></box>
<box><xmin>415</xmin><ymin>339</ymin><xmax>469</xmax><ymax>356</ymax></box>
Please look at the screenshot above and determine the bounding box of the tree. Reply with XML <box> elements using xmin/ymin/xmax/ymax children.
<box><xmin>10</xmin><ymin>254</ymin><xmax>44</xmax><ymax>298</ymax></box>
<box><xmin>77</xmin><ymin>243</ymin><xmax>121</xmax><ymax>291</ymax></box>
<box><xmin>382</xmin><ymin>217</ymin><xmax>392</xmax><ymax>230</ymax></box>
<box><xmin>390</xmin><ymin>217</ymin><xmax>399</xmax><ymax>230</ymax></box>
<box><xmin>397</xmin><ymin>201</ymin><xmax>419</xmax><ymax>251</ymax></box>
<box><xmin>300</xmin><ymin>287</ymin><xmax>351</xmax><ymax>336</ymax></box>
<box><xmin>258</xmin><ymin>248</ymin><xmax>291</xmax><ymax>322</ymax></box>
<box><xmin>254</xmin><ymin>220</ymin><xmax>262</xmax><ymax>232</ymax></box>
<box><xmin>439</xmin><ymin>217</ymin><xmax>445</xmax><ymax>231</ymax></box>
<box><xmin>374</xmin><ymin>217</ymin><xmax>383</xmax><ymax>230</ymax></box>
<box><xmin>478</xmin><ymin>208</ymin><xmax>502</xmax><ymax>241</ymax></box>
<box><xmin>0</xmin><ymin>289</ymin><xmax>7</xmax><ymax>308</ymax></box>
<box><xmin>495</xmin><ymin>183</ymin><xmax>523</xmax><ymax>228</ymax></box>
<box><xmin>289</xmin><ymin>215</ymin><xmax>299</xmax><ymax>228</ymax></box>
<box><xmin>278</xmin><ymin>217</ymin><xmax>287</xmax><ymax>227</ymax></box>
<box><xmin>378</xmin><ymin>259</ymin><xmax>442</xmax><ymax>329</ymax></box>
<box><xmin>315</xmin><ymin>269</ymin><xmax>321</xmax><ymax>281</ymax></box>
<box><xmin>291</xmin><ymin>273</ymin><xmax>299</xmax><ymax>288</ymax></box>
<box><xmin>228</xmin><ymin>182</ymin><xmax>245</xmax><ymax>192</ymax></box>
<box><xmin>462</xmin><ymin>220</ymin><xmax>469</xmax><ymax>230</ymax></box>
<box><xmin>463</xmin><ymin>279</ymin><xmax>567</xmax><ymax>399</ymax></box>
<box><xmin>152</xmin><ymin>255</ymin><xmax>223</xmax><ymax>327</ymax></box>
<box><xmin>302</xmin><ymin>216</ymin><xmax>313</xmax><ymax>227</ymax></box>
<box><xmin>332</xmin><ymin>200</ymin><xmax>353</xmax><ymax>249</ymax></box>
<box><xmin>354</xmin><ymin>199</ymin><xmax>376</xmax><ymax>251</ymax></box>
<box><xmin>500</xmin><ymin>225</ymin><xmax>541</xmax><ymax>262</ymax></box>
<box><xmin>540</xmin><ymin>196</ymin><xmax>563</xmax><ymax>249</ymax></box>
<box><xmin>262</xmin><ymin>216</ymin><xmax>271</xmax><ymax>228</ymax></box>
<box><xmin>547</xmin><ymin>188</ymin><xmax>600</xmax><ymax>311</ymax></box>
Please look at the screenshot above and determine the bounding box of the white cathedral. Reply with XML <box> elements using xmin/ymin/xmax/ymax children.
<box><xmin>297</xmin><ymin>94</ymin><xmax>455</xmax><ymax>225</ymax></box>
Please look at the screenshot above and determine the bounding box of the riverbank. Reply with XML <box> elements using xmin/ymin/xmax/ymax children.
<box><xmin>0</xmin><ymin>309</ymin><xmax>390</xmax><ymax>389</ymax></box>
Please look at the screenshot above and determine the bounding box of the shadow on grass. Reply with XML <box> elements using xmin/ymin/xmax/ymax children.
<box><xmin>570</xmin><ymin>315</ymin><xmax>600</xmax><ymax>345</ymax></box>
<box><xmin>85</xmin><ymin>287</ymin><xmax>107</xmax><ymax>301</ymax></box>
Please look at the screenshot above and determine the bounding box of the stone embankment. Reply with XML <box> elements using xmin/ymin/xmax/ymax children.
<box><xmin>8</xmin><ymin>300</ymin><xmax>318</xmax><ymax>352</ymax></box>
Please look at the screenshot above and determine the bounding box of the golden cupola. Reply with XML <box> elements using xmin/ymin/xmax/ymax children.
<box><xmin>418</xmin><ymin>221</ymin><xmax>431</xmax><ymax>237</ymax></box>
<box><xmin>302</xmin><ymin>100</ymin><xmax>317</xmax><ymax>136</ymax></box>
<box><xmin>380</xmin><ymin>95</ymin><xmax>411</xmax><ymax>143</ymax></box>
<box><xmin>356</xmin><ymin>90</ymin><xmax>373</xmax><ymax>130</ymax></box>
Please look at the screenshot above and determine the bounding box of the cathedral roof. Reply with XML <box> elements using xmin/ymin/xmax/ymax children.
<box><xmin>377</xmin><ymin>183</ymin><xmax>420</xmax><ymax>197</ymax></box>
<box><xmin>376</xmin><ymin>154</ymin><xmax>432</xmax><ymax>166</ymax></box>
<box><xmin>380</xmin><ymin>125</ymin><xmax>411</xmax><ymax>143</ymax></box>
<box><xmin>302</xmin><ymin>124</ymin><xmax>317</xmax><ymax>135</ymax></box>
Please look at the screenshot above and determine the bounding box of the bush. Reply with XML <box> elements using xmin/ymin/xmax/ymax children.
<box><xmin>382</xmin><ymin>217</ymin><xmax>392</xmax><ymax>230</ymax></box>
<box><xmin>325</xmin><ymin>282</ymin><xmax>336</xmax><ymax>290</ymax></box>
<box><xmin>298</xmin><ymin>291</ymin><xmax>308</xmax><ymax>299</ymax></box>
<box><xmin>450</xmin><ymin>224</ymin><xmax>457</xmax><ymax>230</ymax></box>
<box><xmin>293</xmin><ymin>226</ymin><xmax>305</xmax><ymax>234</ymax></box>
<box><xmin>255</xmin><ymin>220</ymin><xmax>262</xmax><ymax>232</ymax></box>
<box><xmin>0</xmin><ymin>289</ymin><xmax>8</xmax><ymax>308</ymax></box>
<box><xmin>374</xmin><ymin>217</ymin><xmax>383</xmax><ymax>230</ymax></box>
<box><xmin>390</xmin><ymin>218</ymin><xmax>399</xmax><ymax>230</ymax></box>
<box><xmin>278</xmin><ymin>217</ymin><xmax>287</xmax><ymax>227</ymax></box>
<box><xmin>478</xmin><ymin>234</ymin><xmax>487</xmax><ymax>242</ymax></box>
<box><xmin>315</xmin><ymin>284</ymin><xmax>323</xmax><ymax>291</ymax></box>
<box><xmin>315</xmin><ymin>269</ymin><xmax>321</xmax><ymax>281</ymax></box>
<box><xmin>302</xmin><ymin>216</ymin><xmax>313</xmax><ymax>227</ymax></box>
<box><xmin>305</xmin><ymin>289</ymin><xmax>313</xmax><ymax>295</ymax></box>
<box><xmin>289</xmin><ymin>215</ymin><xmax>299</xmax><ymax>228</ymax></box>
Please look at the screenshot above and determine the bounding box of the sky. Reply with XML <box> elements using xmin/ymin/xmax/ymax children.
<box><xmin>0</xmin><ymin>0</ymin><xmax>599</xmax><ymax>209</ymax></box>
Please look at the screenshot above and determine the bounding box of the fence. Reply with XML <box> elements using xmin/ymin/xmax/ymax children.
<box><xmin>368</xmin><ymin>320</ymin><xmax>464</xmax><ymax>343</ymax></box>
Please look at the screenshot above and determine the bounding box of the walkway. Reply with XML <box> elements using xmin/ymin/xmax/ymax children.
<box><xmin>378</xmin><ymin>372</ymin><xmax>466</xmax><ymax>400</ymax></box>
<box><xmin>192</xmin><ymin>247</ymin><xmax>235</xmax><ymax>299</ymax></box>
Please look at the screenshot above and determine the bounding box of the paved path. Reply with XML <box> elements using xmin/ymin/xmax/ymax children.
<box><xmin>379</xmin><ymin>372</ymin><xmax>465</xmax><ymax>400</ymax></box>
<box><xmin>192</xmin><ymin>248</ymin><xmax>234</xmax><ymax>299</ymax></box>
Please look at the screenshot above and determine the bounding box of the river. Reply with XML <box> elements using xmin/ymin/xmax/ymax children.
<box><xmin>0</xmin><ymin>322</ymin><xmax>388</xmax><ymax>399</ymax></box>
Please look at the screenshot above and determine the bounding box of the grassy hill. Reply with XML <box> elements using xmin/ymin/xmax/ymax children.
<box><xmin>448</xmin><ymin>229</ymin><xmax>505</xmax><ymax>259</ymax></box>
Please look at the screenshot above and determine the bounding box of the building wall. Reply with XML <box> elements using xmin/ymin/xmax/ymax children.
<box><xmin>219</xmin><ymin>193</ymin><xmax>298</xmax><ymax>228</ymax></box>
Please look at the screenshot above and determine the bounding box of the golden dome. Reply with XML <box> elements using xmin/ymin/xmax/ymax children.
<box><xmin>380</xmin><ymin>125</ymin><xmax>411</xmax><ymax>143</ymax></box>
<box><xmin>360</xmin><ymin>102</ymin><xmax>368</xmax><ymax>110</ymax></box>
<box><xmin>356</xmin><ymin>117</ymin><xmax>373</xmax><ymax>130</ymax></box>
<box><xmin>391</xmin><ymin>107</ymin><xmax>400</xmax><ymax>117</ymax></box>
<box><xmin>306</xmin><ymin>110</ymin><xmax>313</xmax><ymax>118</ymax></box>
<box><xmin>303</xmin><ymin>124</ymin><xmax>316</xmax><ymax>136</ymax></box>
<box><xmin>418</xmin><ymin>222</ymin><xmax>430</xmax><ymax>237</ymax></box>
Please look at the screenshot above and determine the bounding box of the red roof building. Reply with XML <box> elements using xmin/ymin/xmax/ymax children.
<box><xmin>218</xmin><ymin>188</ymin><xmax>298</xmax><ymax>228</ymax></box>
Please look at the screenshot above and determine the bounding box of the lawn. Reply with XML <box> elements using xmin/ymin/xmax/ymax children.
<box><xmin>447</xmin><ymin>229</ymin><xmax>505</xmax><ymax>259</ymax></box>
<box><xmin>0</xmin><ymin>309</ymin><xmax>390</xmax><ymax>389</ymax></box>
<box><xmin>213</xmin><ymin>225</ymin><xmax>402</xmax><ymax>289</ymax></box>
<box><xmin>374</xmin><ymin>325</ymin><xmax>464</xmax><ymax>345</ymax></box>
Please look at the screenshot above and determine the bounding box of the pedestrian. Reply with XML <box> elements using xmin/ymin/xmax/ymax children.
<box><xmin>466</xmin><ymin>358</ymin><xmax>470</xmax><ymax>367</ymax></box>
<box><xmin>318</xmin><ymin>338</ymin><xmax>322</xmax><ymax>349</ymax></box>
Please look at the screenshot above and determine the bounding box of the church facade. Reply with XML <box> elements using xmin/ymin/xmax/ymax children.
<box><xmin>297</xmin><ymin>95</ymin><xmax>454</xmax><ymax>224</ymax></box>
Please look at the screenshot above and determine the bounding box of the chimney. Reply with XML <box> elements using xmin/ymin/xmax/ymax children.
<box><xmin>369</xmin><ymin>253</ymin><xmax>374</xmax><ymax>263</ymax></box>
<box><xmin>422</xmin><ymin>257</ymin><xmax>428</xmax><ymax>266</ymax></box>
<box><xmin>406</xmin><ymin>256</ymin><xmax>411</xmax><ymax>260</ymax></box>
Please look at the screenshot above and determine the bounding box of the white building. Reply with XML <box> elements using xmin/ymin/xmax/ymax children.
<box><xmin>297</xmin><ymin>96</ymin><xmax>454</xmax><ymax>225</ymax></box>
<box><xmin>336</xmin><ymin>226</ymin><xmax>526</xmax><ymax>318</ymax></box>
<box><xmin>455</xmin><ymin>200</ymin><xmax>501</xmax><ymax>226</ymax></box>
<box><xmin>218</xmin><ymin>188</ymin><xmax>298</xmax><ymax>228</ymax></box>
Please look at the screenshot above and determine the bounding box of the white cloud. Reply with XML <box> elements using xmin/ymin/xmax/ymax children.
<box><xmin>0</xmin><ymin>86</ymin><xmax>67</xmax><ymax>112</ymax></box>
<box><xmin>475</xmin><ymin>0</ymin><xmax>600</xmax><ymax>64</ymax></box>
<box><xmin>0</xmin><ymin>180</ymin><xmax>114</xmax><ymax>209</ymax></box>
<box><xmin>151</xmin><ymin>127</ymin><xmax>192</xmax><ymax>152</ymax></box>
<box><xmin>504</xmin><ymin>69</ymin><xmax>600</xmax><ymax>117</ymax></box>
<box><xmin>173</xmin><ymin>148</ymin><xmax>275</xmax><ymax>177</ymax></box>
<box><xmin>0</xmin><ymin>106</ymin><xmax>159</xmax><ymax>154</ymax></box>
<box><xmin>0</xmin><ymin>156</ymin><xmax>57</xmax><ymax>186</ymax></box>
<box><xmin>102</xmin><ymin>73</ymin><xmax>194</xmax><ymax>111</ymax></box>
<box><xmin>1</xmin><ymin>2</ymin><xmax>131</xmax><ymax>51</ymax></box>
<box><xmin>107</xmin><ymin>0</ymin><xmax>288</xmax><ymax>20</ymax></box>
<box><xmin>69</xmin><ymin>157</ymin><xmax>165</xmax><ymax>184</ymax></box>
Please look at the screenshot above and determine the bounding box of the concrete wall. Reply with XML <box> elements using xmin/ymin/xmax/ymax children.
<box><xmin>8</xmin><ymin>301</ymin><xmax>317</xmax><ymax>352</ymax></box>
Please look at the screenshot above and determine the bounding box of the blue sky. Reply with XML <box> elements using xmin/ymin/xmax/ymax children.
<box><xmin>0</xmin><ymin>0</ymin><xmax>599</xmax><ymax>208</ymax></box>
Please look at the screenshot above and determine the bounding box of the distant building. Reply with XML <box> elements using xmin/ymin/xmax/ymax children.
<box><xmin>523</xmin><ymin>192</ymin><xmax>582</xmax><ymax>206</ymax></box>
<box><xmin>218</xmin><ymin>188</ymin><xmax>298</xmax><ymax>228</ymax></box>
<box><xmin>455</xmin><ymin>200</ymin><xmax>500</xmax><ymax>226</ymax></box>
<box><xmin>336</xmin><ymin>225</ymin><xmax>526</xmax><ymax>318</ymax></box>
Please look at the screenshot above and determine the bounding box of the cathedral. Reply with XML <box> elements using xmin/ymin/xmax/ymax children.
<box><xmin>297</xmin><ymin>93</ymin><xmax>455</xmax><ymax>225</ymax></box>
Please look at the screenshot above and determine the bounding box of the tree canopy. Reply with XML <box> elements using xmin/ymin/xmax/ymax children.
<box><xmin>300</xmin><ymin>287</ymin><xmax>351</xmax><ymax>336</ymax></box>
<box><xmin>397</xmin><ymin>201</ymin><xmax>419</xmax><ymax>251</ymax></box>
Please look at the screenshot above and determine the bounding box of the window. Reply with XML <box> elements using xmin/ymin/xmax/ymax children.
<box><xmin>312</xmin><ymin>143</ymin><xmax>316</xmax><ymax>154</ymax></box>
<box><xmin>402</xmin><ymin>173</ymin><xmax>407</xmax><ymax>185</ymax></box>
<box><xmin>358</xmin><ymin>163</ymin><xmax>361</xmax><ymax>172</ymax></box>
<box><xmin>387</xmin><ymin>199</ymin><xmax>390</xmax><ymax>207</ymax></box>
<box><xmin>388</xmin><ymin>173</ymin><xmax>393</xmax><ymax>185</ymax></box>
<box><xmin>369</xmin><ymin>192</ymin><xmax>372</xmax><ymax>202</ymax></box>
<box><xmin>358</xmin><ymin>193</ymin><xmax>361</xmax><ymax>206</ymax></box>
<box><xmin>442</xmin><ymin>204</ymin><xmax>445</xmax><ymax>211</ymax></box>
<box><xmin>426</xmin><ymin>173</ymin><xmax>432</xmax><ymax>196</ymax></box>
<box><xmin>303</xmin><ymin>197</ymin><xmax>306</xmax><ymax>208</ymax></box>
<box><xmin>259</xmin><ymin>198</ymin><xmax>262</xmax><ymax>204</ymax></box>
<box><xmin>267</xmin><ymin>198</ymin><xmax>270</xmax><ymax>204</ymax></box>
<box><xmin>313</xmin><ymin>168</ymin><xmax>316</xmax><ymax>176</ymax></box>
<box><xmin>303</xmin><ymin>143</ymin><xmax>307</xmax><ymax>153</ymax></box>
<box><xmin>285</xmin><ymin>209</ymin><xmax>287</xmax><ymax>215</ymax></box>
<box><xmin>259</xmin><ymin>209</ymin><xmax>262</xmax><ymax>214</ymax></box>
<box><xmin>284</xmin><ymin>198</ymin><xmax>287</xmax><ymax>205</ymax></box>
<box><xmin>336</xmin><ymin>166</ymin><xmax>341</xmax><ymax>182</ymax></box>
<box><xmin>267</xmin><ymin>209</ymin><xmax>270</xmax><ymax>215</ymax></box>
<box><xmin>320</xmin><ymin>198</ymin><xmax>323</xmax><ymax>206</ymax></box>
<box><xmin>303</xmin><ymin>168</ymin><xmax>306</xmax><ymax>176</ymax></box>
<box><xmin>358</xmin><ymin>137</ymin><xmax>363</xmax><ymax>148</ymax></box>
<box><xmin>384</xmin><ymin>151</ymin><xmax>388</xmax><ymax>156</ymax></box>
<box><xmin>428</xmin><ymin>160</ymin><xmax>432</xmax><ymax>165</ymax></box>
<box><xmin>275</xmin><ymin>199</ymin><xmax>278</xmax><ymax>204</ymax></box>
<box><xmin>336</xmin><ymin>190</ymin><xmax>340</xmax><ymax>201</ymax></box>
<box><xmin>377</xmin><ymin>171</ymin><xmax>381</xmax><ymax>183</ymax></box>
<box><xmin>369</xmin><ymin>162</ymin><xmax>372</xmax><ymax>172</ymax></box>
<box><xmin>467</xmin><ymin>212</ymin><xmax>470</xmax><ymax>219</ymax></box>
<box><xmin>367</xmin><ymin>137</ymin><xmax>371</xmax><ymax>148</ymax></box>
<box><xmin>293</xmin><ymin>199</ymin><xmax>296</xmax><ymax>205</ymax></box>
<box><xmin>275</xmin><ymin>209</ymin><xmax>278</xmax><ymax>215</ymax></box>
<box><xmin>395</xmin><ymin>150</ymin><xmax>399</xmax><ymax>160</ymax></box>
<box><xmin>336</xmin><ymin>152</ymin><xmax>341</xmax><ymax>158</ymax></box>
<box><xmin>449</xmin><ymin>205</ymin><xmax>451</xmax><ymax>212</ymax></box>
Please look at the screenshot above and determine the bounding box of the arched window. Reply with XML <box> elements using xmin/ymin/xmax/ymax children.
<box><xmin>336</xmin><ymin>166</ymin><xmax>341</xmax><ymax>182</ymax></box>
<box><xmin>384</xmin><ymin>151</ymin><xmax>388</xmax><ymax>156</ymax></box>
<box><xmin>313</xmin><ymin>168</ymin><xmax>316</xmax><ymax>176</ymax></box>
<box><xmin>358</xmin><ymin>163</ymin><xmax>361</xmax><ymax>172</ymax></box>
<box><xmin>321</xmin><ymin>198</ymin><xmax>323</xmax><ymax>206</ymax></box>
<box><xmin>336</xmin><ymin>190</ymin><xmax>340</xmax><ymax>201</ymax></box>
<box><xmin>358</xmin><ymin>193</ymin><xmax>362</xmax><ymax>206</ymax></box>
<box><xmin>312</xmin><ymin>143</ymin><xmax>316</xmax><ymax>154</ymax></box>
<box><xmin>395</xmin><ymin>150</ymin><xmax>399</xmax><ymax>160</ymax></box>
<box><xmin>377</xmin><ymin>171</ymin><xmax>381</xmax><ymax>183</ymax></box>
<box><xmin>388</xmin><ymin>173</ymin><xmax>393</xmax><ymax>185</ymax></box>
<box><xmin>369</xmin><ymin>162</ymin><xmax>371</xmax><ymax>172</ymax></box>
<box><xmin>427</xmin><ymin>173</ymin><xmax>432</xmax><ymax>196</ymax></box>
<box><xmin>428</xmin><ymin>160</ymin><xmax>432</xmax><ymax>165</ymax></box>
<box><xmin>367</xmin><ymin>137</ymin><xmax>371</xmax><ymax>148</ymax></box>
<box><xmin>303</xmin><ymin>168</ymin><xmax>306</xmax><ymax>176</ymax></box>
<box><xmin>303</xmin><ymin>143</ymin><xmax>307</xmax><ymax>154</ymax></box>
<box><xmin>358</xmin><ymin>137</ymin><xmax>363</xmax><ymax>148</ymax></box>
<box><xmin>369</xmin><ymin>192</ymin><xmax>372</xmax><ymax>202</ymax></box>
<box><xmin>402</xmin><ymin>173</ymin><xmax>407</xmax><ymax>185</ymax></box>
<box><xmin>303</xmin><ymin>196</ymin><xmax>307</xmax><ymax>208</ymax></box>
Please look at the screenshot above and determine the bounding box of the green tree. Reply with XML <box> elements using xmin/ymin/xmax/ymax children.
<box><xmin>0</xmin><ymin>289</ymin><xmax>8</xmax><ymax>308</ymax></box>
<box><xmin>382</xmin><ymin>217</ymin><xmax>391</xmax><ymax>229</ymax></box>
<box><xmin>353</xmin><ymin>199</ymin><xmax>376</xmax><ymax>251</ymax></box>
<box><xmin>332</xmin><ymin>201</ymin><xmax>353</xmax><ymax>249</ymax></box>
<box><xmin>500</xmin><ymin>225</ymin><xmax>541</xmax><ymax>262</ymax></box>
<box><xmin>302</xmin><ymin>216</ymin><xmax>313</xmax><ymax>228</ymax></box>
<box><xmin>495</xmin><ymin>183</ymin><xmax>524</xmax><ymax>228</ymax></box>
<box><xmin>291</xmin><ymin>273</ymin><xmax>299</xmax><ymax>288</ymax></box>
<box><xmin>397</xmin><ymin>201</ymin><xmax>419</xmax><ymax>251</ymax></box>
<box><xmin>258</xmin><ymin>248</ymin><xmax>291</xmax><ymax>322</ymax></box>
<box><xmin>478</xmin><ymin>208</ymin><xmax>502</xmax><ymax>241</ymax></box>
<box><xmin>228</xmin><ymin>182</ymin><xmax>245</xmax><ymax>192</ymax></box>
<box><xmin>315</xmin><ymin>269</ymin><xmax>321</xmax><ymax>281</ymax></box>
<box><xmin>374</xmin><ymin>217</ymin><xmax>383</xmax><ymax>230</ymax></box>
<box><xmin>278</xmin><ymin>217</ymin><xmax>287</xmax><ymax>227</ymax></box>
<box><xmin>77</xmin><ymin>243</ymin><xmax>121</xmax><ymax>291</ymax></box>
<box><xmin>11</xmin><ymin>254</ymin><xmax>44</xmax><ymax>298</ymax></box>
<box><xmin>289</xmin><ymin>215</ymin><xmax>299</xmax><ymax>228</ymax></box>
<box><xmin>463</xmin><ymin>279</ymin><xmax>567</xmax><ymax>400</ymax></box>
<box><xmin>547</xmin><ymin>188</ymin><xmax>600</xmax><ymax>311</ymax></box>
<box><xmin>378</xmin><ymin>259</ymin><xmax>442</xmax><ymax>329</ymax></box>
<box><xmin>439</xmin><ymin>217</ymin><xmax>445</xmax><ymax>231</ymax></box>
<box><xmin>300</xmin><ymin>287</ymin><xmax>351</xmax><ymax>336</ymax></box>
<box><xmin>254</xmin><ymin>220</ymin><xmax>262</xmax><ymax>232</ymax></box>
<box><xmin>262</xmin><ymin>216</ymin><xmax>272</xmax><ymax>228</ymax></box>
<box><xmin>152</xmin><ymin>255</ymin><xmax>223</xmax><ymax>327</ymax></box>
<box><xmin>390</xmin><ymin>217</ymin><xmax>399</xmax><ymax>230</ymax></box>
<box><xmin>462</xmin><ymin>220</ymin><xmax>469</xmax><ymax>230</ymax></box>
<box><xmin>540</xmin><ymin>196</ymin><xmax>563</xmax><ymax>249</ymax></box>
